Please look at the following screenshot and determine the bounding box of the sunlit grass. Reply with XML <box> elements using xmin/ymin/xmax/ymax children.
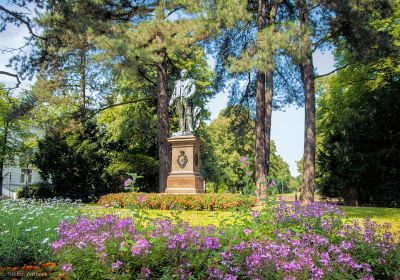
<box><xmin>83</xmin><ymin>204</ymin><xmax>400</xmax><ymax>233</ymax></box>
<box><xmin>341</xmin><ymin>206</ymin><xmax>400</xmax><ymax>233</ymax></box>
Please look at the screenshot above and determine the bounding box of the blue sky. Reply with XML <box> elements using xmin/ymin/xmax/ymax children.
<box><xmin>0</xmin><ymin>21</ymin><xmax>335</xmax><ymax>177</ymax></box>
<box><xmin>205</xmin><ymin>51</ymin><xmax>335</xmax><ymax>176</ymax></box>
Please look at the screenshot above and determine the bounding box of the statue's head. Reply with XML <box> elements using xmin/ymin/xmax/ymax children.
<box><xmin>180</xmin><ymin>69</ymin><xmax>188</xmax><ymax>78</ymax></box>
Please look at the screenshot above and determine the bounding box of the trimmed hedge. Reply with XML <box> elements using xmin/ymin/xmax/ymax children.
<box><xmin>97</xmin><ymin>193</ymin><xmax>257</xmax><ymax>211</ymax></box>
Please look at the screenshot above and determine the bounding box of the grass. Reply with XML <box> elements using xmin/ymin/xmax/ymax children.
<box><xmin>341</xmin><ymin>206</ymin><xmax>400</xmax><ymax>233</ymax></box>
<box><xmin>82</xmin><ymin>204</ymin><xmax>400</xmax><ymax>231</ymax></box>
<box><xmin>0</xmin><ymin>199</ymin><xmax>82</xmax><ymax>266</ymax></box>
<box><xmin>82</xmin><ymin>206</ymin><xmax>238</xmax><ymax>227</ymax></box>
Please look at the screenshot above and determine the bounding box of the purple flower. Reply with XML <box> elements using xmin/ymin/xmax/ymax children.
<box><xmin>340</xmin><ymin>240</ymin><xmax>353</xmax><ymax>250</ymax></box>
<box><xmin>140</xmin><ymin>267</ymin><xmax>151</xmax><ymax>279</ymax></box>
<box><xmin>204</xmin><ymin>237</ymin><xmax>220</xmax><ymax>250</ymax></box>
<box><xmin>112</xmin><ymin>260</ymin><xmax>122</xmax><ymax>270</ymax></box>
<box><xmin>208</xmin><ymin>267</ymin><xmax>224</xmax><ymax>279</ymax></box>
<box><xmin>124</xmin><ymin>178</ymin><xmax>133</xmax><ymax>187</ymax></box>
<box><xmin>252</xmin><ymin>211</ymin><xmax>260</xmax><ymax>218</ymax></box>
<box><xmin>240</xmin><ymin>156</ymin><xmax>247</xmax><ymax>162</ymax></box>
<box><xmin>61</xmin><ymin>263</ymin><xmax>72</xmax><ymax>272</ymax></box>
<box><xmin>131</xmin><ymin>238</ymin><xmax>151</xmax><ymax>255</ymax></box>
<box><xmin>224</xmin><ymin>274</ymin><xmax>237</xmax><ymax>280</ymax></box>
<box><xmin>51</xmin><ymin>240</ymin><xmax>65</xmax><ymax>251</ymax></box>
<box><xmin>246</xmin><ymin>171</ymin><xmax>253</xmax><ymax>177</ymax></box>
<box><xmin>269</xmin><ymin>179</ymin><xmax>276</xmax><ymax>186</ymax></box>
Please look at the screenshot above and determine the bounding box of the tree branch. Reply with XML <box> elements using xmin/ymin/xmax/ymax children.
<box><xmin>314</xmin><ymin>64</ymin><xmax>349</xmax><ymax>79</ymax></box>
<box><xmin>0</xmin><ymin>5</ymin><xmax>44</xmax><ymax>39</ymax></box>
<box><xmin>85</xmin><ymin>96</ymin><xmax>157</xmax><ymax>120</ymax></box>
<box><xmin>0</xmin><ymin>70</ymin><xmax>21</xmax><ymax>89</ymax></box>
<box><xmin>138</xmin><ymin>68</ymin><xmax>157</xmax><ymax>86</ymax></box>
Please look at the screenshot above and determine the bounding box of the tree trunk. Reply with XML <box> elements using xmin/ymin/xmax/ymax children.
<box><xmin>79</xmin><ymin>45</ymin><xmax>86</xmax><ymax>126</ymax></box>
<box><xmin>256</xmin><ymin>72</ymin><xmax>266</xmax><ymax>199</ymax></box>
<box><xmin>255</xmin><ymin>0</ymin><xmax>266</xmax><ymax>200</ymax></box>
<box><xmin>264</xmin><ymin>1</ymin><xmax>277</xmax><ymax>177</ymax></box>
<box><xmin>156</xmin><ymin>36</ymin><xmax>170</xmax><ymax>193</ymax></box>
<box><xmin>298</xmin><ymin>0</ymin><xmax>315</xmax><ymax>204</ymax></box>
<box><xmin>0</xmin><ymin>119</ymin><xmax>9</xmax><ymax>195</ymax></box>
<box><xmin>264</xmin><ymin>70</ymin><xmax>273</xmax><ymax>176</ymax></box>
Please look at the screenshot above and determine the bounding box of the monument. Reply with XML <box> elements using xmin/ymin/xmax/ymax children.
<box><xmin>165</xmin><ymin>69</ymin><xmax>204</xmax><ymax>194</ymax></box>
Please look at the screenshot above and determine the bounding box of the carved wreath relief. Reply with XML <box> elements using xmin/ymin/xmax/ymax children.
<box><xmin>177</xmin><ymin>151</ymin><xmax>188</xmax><ymax>169</ymax></box>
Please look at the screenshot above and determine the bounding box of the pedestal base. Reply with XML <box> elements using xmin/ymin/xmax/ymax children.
<box><xmin>166</xmin><ymin>174</ymin><xmax>204</xmax><ymax>194</ymax></box>
<box><xmin>165</xmin><ymin>135</ymin><xmax>205</xmax><ymax>194</ymax></box>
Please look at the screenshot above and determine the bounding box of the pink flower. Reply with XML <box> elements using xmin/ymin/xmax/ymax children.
<box><xmin>112</xmin><ymin>260</ymin><xmax>122</xmax><ymax>270</ymax></box>
<box><xmin>138</xmin><ymin>194</ymin><xmax>146</xmax><ymax>203</ymax></box>
<box><xmin>240</xmin><ymin>156</ymin><xmax>247</xmax><ymax>162</ymax></box>
<box><xmin>124</xmin><ymin>178</ymin><xmax>133</xmax><ymax>187</ymax></box>
<box><xmin>61</xmin><ymin>263</ymin><xmax>72</xmax><ymax>272</ymax></box>
<box><xmin>252</xmin><ymin>211</ymin><xmax>260</xmax><ymax>218</ymax></box>
<box><xmin>244</xmin><ymin>228</ymin><xmax>252</xmax><ymax>235</ymax></box>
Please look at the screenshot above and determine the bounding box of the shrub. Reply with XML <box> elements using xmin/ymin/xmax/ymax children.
<box><xmin>51</xmin><ymin>202</ymin><xmax>400</xmax><ymax>280</ymax></box>
<box><xmin>17</xmin><ymin>182</ymin><xmax>56</xmax><ymax>199</ymax></box>
<box><xmin>96</xmin><ymin>193</ymin><xmax>257</xmax><ymax>211</ymax></box>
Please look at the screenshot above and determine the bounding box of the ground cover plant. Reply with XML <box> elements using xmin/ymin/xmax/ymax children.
<box><xmin>97</xmin><ymin>193</ymin><xmax>257</xmax><ymax>211</ymax></box>
<box><xmin>0</xmin><ymin>199</ymin><xmax>82</xmax><ymax>267</ymax></box>
<box><xmin>52</xmin><ymin>200</ymin><xmax>399</xmax><ymax>280</ymax></box>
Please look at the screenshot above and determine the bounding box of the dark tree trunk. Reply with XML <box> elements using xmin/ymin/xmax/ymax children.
<box><xmin>264</xmin><ymin>1</ymin><xmax>277</xmax><ymax>177</ymax></box>
<box><xmin>298</xmin><ymin>0</ymin><xmax>315</xmax><ymax>204</ymax></box>
<box><xmin>79</xmin><ymin>45</ymin><xmax>86</xmax><ymax>126</ymax></box>
<box><xmin>0</xmin><ymin>119</ymin><xmax>9</xmax><ymax>195</ymax></box>
<box><xmin>156</xmin><ymin>37</ymin><xmax>170</xmax><ymax>193</ymax></box>
<box><xmin>255</xmin><ymin>0</ymin><xmax>266</xmax><ymax>200</ymax></box>
<box><xmin>264</xmin><ymin>70</ymin><xmax>273</xmax><ymax>176</ymax></box>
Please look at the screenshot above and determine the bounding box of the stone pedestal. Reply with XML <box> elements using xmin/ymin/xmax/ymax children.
<box><xmin>166</xmin><ymin>135</ymin><xmax>204</xmax><ymax>194</ymax></box>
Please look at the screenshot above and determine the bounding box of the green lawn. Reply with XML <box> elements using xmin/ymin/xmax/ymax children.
<box><xmin>82</xmin><ymin>204</ymin><xmax>400</xmax><ymax>231</ymax></box>
<box><xmin>341</xmin><ymin>206</ymin><xmax>400</xmax><ymax>232</ymax></box>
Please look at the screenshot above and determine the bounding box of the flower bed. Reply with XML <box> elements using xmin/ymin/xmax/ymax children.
<box><xmin>0</xmin><ymin>262</ymin><xmax>61</xmax><ymax>279</ymax></box>
<box><xmin>52</xmin><ymin>201</ymin><xmax>400</xmax><ymax>279</ymax></box>
<box><xmin>97</xmin><ymin>193</ymin><xmax>257</xmax><ymax>210</ymax></box>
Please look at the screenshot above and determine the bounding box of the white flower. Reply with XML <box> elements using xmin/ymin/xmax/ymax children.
<box><xmin>42</xmin><ymin>238</ymin><xmax>49</xmax><ymax>244</ymax></box>
<box><xmin>45</xmin><ymin>228</ymin><xmax>51</xmax><ymax>232</ymax></box>
<box><xmin>25</xmin><ymin>228</ymin><xmax>32</xmax><ymax>232</ymax></box>
<box><xmin>17</xmin><ymin>221</ymin><xmax>22</xmax><ymax>225</ymax></box>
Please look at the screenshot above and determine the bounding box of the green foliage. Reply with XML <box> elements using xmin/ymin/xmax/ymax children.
<box><xmin>34</xmin><ymin>122</ymin><xmax>122</xmax><ymax>202</ymax></box>
<box><xmin>317</xmin><ymin>60</ymin><xmax>400</xmax><ymax>206</ymax></box>
<box><xmin>0</xmin><ymin>86</ymin><xmax>37</xmax><ymax>191</ymax></box>
<box><xmin>316</xmin><ymin>0</ymin><xmax>400</xmax><ymax>207</ymax></box>
<box><xmin>201</xmin><ymin>106</ymin><xmax>292</xmax><ymax>193</ymax></box>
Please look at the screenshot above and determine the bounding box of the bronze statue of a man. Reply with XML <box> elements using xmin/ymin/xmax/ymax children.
<box><xmin>170</xmin><ymin>69</ymin><xmax>200</xmax><ymax>136</ymax></box>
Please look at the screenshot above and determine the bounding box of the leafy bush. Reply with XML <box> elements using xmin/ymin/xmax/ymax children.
<box><xmin>96</xmin><ymin>193</ymin><xmax>257</xmax><ymax>211</ymax></box>
<box><xmin>34</xmin><ymin>123</ymin><xmax>123</xmax><ymax>202</ymax></box>
<box><xmin>52</xmin><ymin>201</ymin><xmax>400</xmax><ymax>280</ymax></box>
<box><xmin>17</xmin><ymin>182</ymin><xmax>56</xmax><ymax>199</ymax></box>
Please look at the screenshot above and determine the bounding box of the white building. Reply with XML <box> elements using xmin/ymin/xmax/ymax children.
<box><xmin>1</xmin><ymin>165</ymin><xmax>41</xmax><ymax>199</ymax></box>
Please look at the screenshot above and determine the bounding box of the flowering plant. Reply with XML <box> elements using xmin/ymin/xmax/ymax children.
<box><xmin>52</xmin><ymin>201</ymin><xmax>399</xmax><ymax>279</ymax></box>
<box><xmin>97</xmin><ymin>193</ymin><xmax>257</xmax><ymax>211</ymax></box>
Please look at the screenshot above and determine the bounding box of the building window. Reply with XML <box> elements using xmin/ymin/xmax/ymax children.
<box><xmin>20</xmin><ymin>169</ymin><xmax>32</xmax><ymax>184</ymax></box>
